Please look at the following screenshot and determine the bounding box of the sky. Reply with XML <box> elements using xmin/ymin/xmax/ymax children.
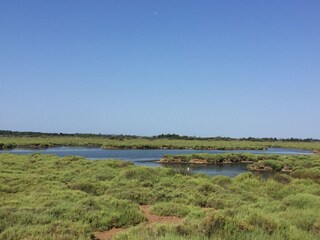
<box><xmin>1</xmin><ymin>0</ymin><xmax>320</xmax><ymax>138</ymax></box>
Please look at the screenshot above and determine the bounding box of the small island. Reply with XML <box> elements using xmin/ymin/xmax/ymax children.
<box><xmin>159</xmin><ymin>153</ymin><xmax>320</xmax><ymax>173</ymax></box>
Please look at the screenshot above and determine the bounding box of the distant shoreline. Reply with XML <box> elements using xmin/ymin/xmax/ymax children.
<box><xmin>0</xmin><ymin>137</ymin><xmax>319</xmax><ymax>152</ymax></box>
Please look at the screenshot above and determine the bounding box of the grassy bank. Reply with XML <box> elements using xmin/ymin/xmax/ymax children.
<box><xmin>1</xmin><ymin>153</ymin><xmax>320</xmax><ymax>239</ymax></box>
<box><xmin>1</xmin><ymin>136</ymin><xmax>320</xmax><ymax>151</ymax></box>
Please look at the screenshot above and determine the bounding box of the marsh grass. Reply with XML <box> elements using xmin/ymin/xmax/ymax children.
<box><xmin>1</xmin><ymin>136</ymin><xmax>320</xmax><ymax>151</ymax></box>
<box><xmin>1</xmin><ymin>153</ymin><xmax>320</xmax><ymax>239</ymax></box>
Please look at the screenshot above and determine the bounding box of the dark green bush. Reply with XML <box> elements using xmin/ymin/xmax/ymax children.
<box><xmin>199</xmin><ymin>212</ymin><xmax>226</xmax><ymax>236</ymax></box>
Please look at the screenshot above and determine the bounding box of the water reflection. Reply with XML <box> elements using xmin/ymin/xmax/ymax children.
<box><xmin>160</xmin><ymin>163</ymin><xmax>248</xmax><ymax>177</ymax></box>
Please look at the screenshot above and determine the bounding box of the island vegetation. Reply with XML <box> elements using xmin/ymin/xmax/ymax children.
<box><xmin>1</xmin><ymin>153</ymin><xmax>320</xmax><ymax>239</ymax></box>
<box><xmin>160</xmin><ymin>153</ymin><xmax>320</xmax><ymax>175</ymax></box>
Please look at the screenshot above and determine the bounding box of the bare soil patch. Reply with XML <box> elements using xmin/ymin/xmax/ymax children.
<box><xmin>140</xmin><ymin>205</ymin><xmax>182</xmax><ymax>225</ymax></box>
<box><xmin>94</xmin><ymin>228</ymin><xmax>123</xmax><ymax>240</ymax></box>
<box><xmin>94</xmin><ymin>205</ymin><xmax>182</xmax><ymax>240</ymax></box>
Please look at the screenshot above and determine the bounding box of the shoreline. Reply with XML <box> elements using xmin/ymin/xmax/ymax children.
<box><xmin>158</xmin><ymin>153</ymin><xmax>297</xmax><ymax>173</ymax></box>
<box><xmin>0</xmin><ymin>145</ymin><xmax>315</xmax><ymax>153</ymax></box>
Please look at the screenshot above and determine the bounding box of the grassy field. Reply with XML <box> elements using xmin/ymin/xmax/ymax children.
<box><xmin>1</xmin><ymin>153</ymin><xmax>320</xmax><ymax>239</ymax></box>
<box><xmin>1</xmin><ymin>136</ymin><xmax>320</xmax><ymax>151</ymax></box>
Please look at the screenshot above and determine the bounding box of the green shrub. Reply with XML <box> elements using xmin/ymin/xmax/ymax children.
<box><xmin>272</xmin><ymin>173</ymin><xmax>292</xmax><ymax>184</ymax></box>
<box><xmin>291</xmin><ymin>169</ymin><xmax>320</xmax><ymax>183</ymax></box>
<box><xmin>198</xmin><ymin>212</ymin><xmax>226</xmax><ymax>236</ymax></box>
<box><xmin>69</xmin><ymin>182</ymin><xmax>98</xmax><ymax>195</ymax></box>
<box><xmin>247</xmin><ymin>213</ymin><xmax>278</xmax><ymax>234</ymax></box>
<box><xmin>283</xmin><ymin>193</ymin><xmax>320</xmax><ymax>209</ymax></box>
<box><xmin>150</xmin><ymin>202</ymin><xmax>190</xmax><ymax>217</ymax></box>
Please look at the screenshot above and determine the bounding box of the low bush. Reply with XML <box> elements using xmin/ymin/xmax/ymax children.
<box><xmin>150</xmin><ymin>202</ymin><xmax>190</xmax><ymax>217</ymax></box>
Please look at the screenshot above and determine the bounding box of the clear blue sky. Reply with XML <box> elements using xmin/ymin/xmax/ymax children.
<box><xmin>1</xmin><ymin>1</ymin><xmax>319</xmax><ymax>138</ymax></box>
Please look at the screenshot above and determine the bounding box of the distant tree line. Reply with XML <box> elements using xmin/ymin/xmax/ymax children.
<box><xmin>154</xmin><ymin>134</ymin><xmax>319</xmax><ymax>142</ymax></box>
<box><xmin>0</xmin><ymin>130</ymin><xmax>319</xmax><ymax>142</ymax></box>
<box><xmin>0</xmin><ymin>130</ymin><xmax>141</xmax><ymax>139</ymax></box>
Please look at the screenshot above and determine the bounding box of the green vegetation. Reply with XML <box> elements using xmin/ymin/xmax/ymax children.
<box><xmin>1</xmin><ymin>130</ymin><xmax>319</xmax><ymax>143</ymax></box>
<box><xmin>1</xmin><ymin>153</ymin><xmax>320</xmax><ymax>239</ymax></box>
<box><xmin>160</xmin><ymin>153</ymin><xmax>320</xmax><ymax>176</ymax></box>
<box><xmin>160</xmin><ymin>153</ymin><xmax>258</xmax><ymax>164</ymax></box>
<box><xmin>1</xmin><ymin>134</ymin><xmax>320</xmax><ymax>151</ymax></box>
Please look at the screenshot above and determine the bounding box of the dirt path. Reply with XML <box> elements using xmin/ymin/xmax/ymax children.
<box><xmin>94</xmin><ymin>205</ymin><xmax>182</xmax><ymax>240</ymax></box>
<box><xmin>94</xmin><ymin>228</ymin><xmax>123</xmax><ymax>240</ymax></box>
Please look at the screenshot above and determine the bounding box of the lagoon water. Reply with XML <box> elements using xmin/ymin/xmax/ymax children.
<box><xmin>1</xmin><ymin>147</ymin><xmax>312</xmax><ymax>177</ymax></box>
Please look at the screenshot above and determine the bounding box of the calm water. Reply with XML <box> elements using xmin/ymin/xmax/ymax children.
<box><xmin>1</xmin><ymin>147</ymin><xmax>312</xmax><ymax>177</ymax></box>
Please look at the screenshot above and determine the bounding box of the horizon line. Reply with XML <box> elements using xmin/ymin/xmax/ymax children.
<box><xmin>0</xmin><ymin>130</ymin><xmax>319</xmax><ymax>141</ymax></box>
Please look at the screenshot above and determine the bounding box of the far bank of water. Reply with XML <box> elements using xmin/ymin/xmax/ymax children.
<box><xmin>0</xmin><ymin>147</ymin><xmax>312</xmax><ymax>177</ymax></box>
